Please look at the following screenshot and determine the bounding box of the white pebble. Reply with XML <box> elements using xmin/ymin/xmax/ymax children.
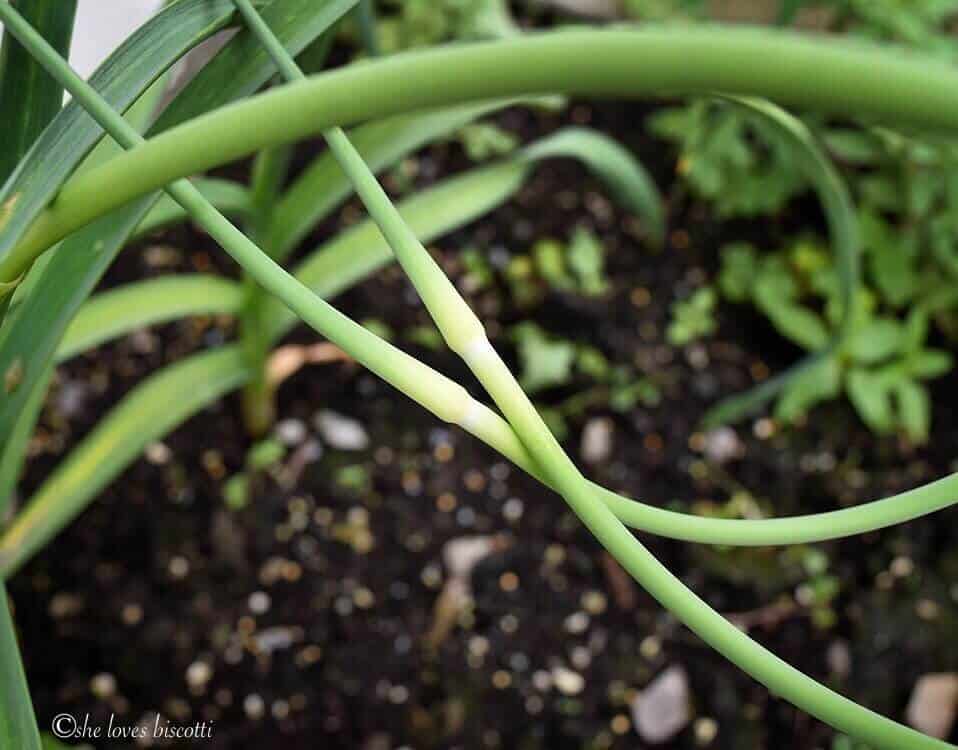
<box><xmin>248</xmin><ymin>591</ymin><xmax>271</xmax><ymax>615</ymax></box>
<box><xmin>581</xmin><ymin>417</ymin><xmax>614</xmax><ymax>464</ymax></box>
<box><xmin>186</xmin><ymin>662</ymin><xmax>212</xmax><ymax>688</ymax></box>
<box><xmin>552</xmin><ymin>666</ymin><xmax>585</xmax><ymax>696</ymax></box>
<box><xmin>631</xmin><ymin>666</ymin><xmax>691</xmax><ymax>744</ymax></box>
<box><xmin>314</xmin><ymin>410</ymin><xmax>369</xmax><ymax>451</ymax></box>
<box><xmin>906</xmin><ymin>673</ymin><xmax>958</xmax><ymax>739</ymax></box>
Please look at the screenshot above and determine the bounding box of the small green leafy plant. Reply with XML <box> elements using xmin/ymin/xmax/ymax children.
<box><xmin>0</xmin><ymin>3</ymin><xmax>955</xmax><ymax>750</ymax></box>
<box><xmin>718</xmin><ymin>238</ymin><xmax>953</xmax><ymax>441</ymax></box>
<box><xmin>667</xmin><ymin>285</ymin><xmax>717</xmax><ymax>346</ymax></box>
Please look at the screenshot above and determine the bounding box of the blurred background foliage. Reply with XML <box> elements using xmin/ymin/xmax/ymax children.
<box><xmin>363</xmin><ymin>0</ymin><xmax>958</xmax><ymax>444</ymax></box>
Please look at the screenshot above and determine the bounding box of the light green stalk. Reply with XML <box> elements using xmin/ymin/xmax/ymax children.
<box><xmin>240</xmin><ymin>144</ymin><xmax>293</xmax><ymax>435</ymax></box>
<box><xmin>9</xmin><ymin>27</ymin><xmax>958</xmax><ymax>281</ymax></box>
<box><xmin>223</xmin><ymin>4</ymin><xmax>955</xmax><ymax>748</ymax></box>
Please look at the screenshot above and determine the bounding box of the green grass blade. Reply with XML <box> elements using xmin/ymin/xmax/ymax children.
<box><xmin>0</xmin><ymin>0</ymin><xmax>263</xmax><ymax>268</ymax></box>
<box><xmin>702</xmin><ymin>95</ymin><xmax>859</xmax><ymax>427</ymax></box>
<box><xmin>57</xmin><ymin>275</ymin><xmax>244</xmax><ymax>361</ymax></box>
<box><xmin>0</xmin><ymin>583</ymin><xmax>40</xmax><ymax>750</ymax></box>
<box><xmin>523</xmin><ymin>127</ymin><xmax>665</xmax><ymax>247</ymax></box>
<box><xmin>270</xmin><ymin>99</ymin><xmax>533</xmax><ymax>259</ymax></box>
<box><xmin>0</xmin><ymin>199</ymin><xmax>156</xmax><ymax>457</ymax></box>
<box><xmin>133</xmin><ymin>178</ymin><xmax>250</xmax><ymax>238</ymax></box>
<box><xmin>0</xmin><ymin>0</ymin><xmax>76</xmax><ymax>184</ymax></box>
<box><xmin>0</xmin><ymin>348</ymin><xmax>249</xmax><ymax>578</ymax></box>
<box><xmin>0</xmin><ymin>366</ymin><xmax>53</xmax><ymax>521</ymax></box>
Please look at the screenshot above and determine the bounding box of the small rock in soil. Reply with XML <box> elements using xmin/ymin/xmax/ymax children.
<box><xmin>552</xmin><ymin>666</ymin><xmax>585</xmax><ymax>696</ymax></box>
<box><xmin>243</xmin><ymin>694</ymin><xmax>265</xmax><ymax>720</ymax></box>
<box><xmin>144</xmin><ymin>441</ymin><xmax>172</xmax><ymax>466</ymax></box>
<box><xmin>442</xmin><ymin>535</ymin><xmax>500</xmax><ymax>581</ymax></box>
<box><xmin>826</xmin><ymin>640</ymin><xmax>851</xmax><ymax>679</ymax></box>
<box><xmin>313</xmin><ymin>410</ymin><xmax>369</xmax><ymax>451</ymax></box>
<box><xmin>56</xmin><ymin>381</ymin><xmax>89</xmax><ymax>419</ymax></box>
<box><xmin>631</xmin><ymin>665</ymin><xmax>692</xmax><ymax>744</ymax></box>
<box><xmin>275</xmin><ymin>418</ymin><xmax>308</xmax><ymax>446</ymax></box>
<box><xmin>703</xmin><ymin>426</ymin><xmax>744</xmax><ymax>464</ymax></box>
<box><xmin>581</xmin><ymin>417</ymin><xmax>614</xmax><ymax>464</ymax></box>
<box><xmin>906</xmin><ymin>673</ymin><xmax>958</xmax><ymax>739</ymax></box>
<box><xmin>185</xmin><ymin>661</ymin><xmax>212</xmax><ymax>689</ymax></box>
<box><xmin>90</xmin><ymin>673</ymin><xmax>116</xmax><ymax>699</ymax></box>
<box><xmin>248</xmin><ymin>591</ymin><xmax>271</xmax><ymax>615</ymax></box>
<box><xmin>253</xmin><ymin>626</ymin><xmax>300</xmax><ymax>654</ymax></box>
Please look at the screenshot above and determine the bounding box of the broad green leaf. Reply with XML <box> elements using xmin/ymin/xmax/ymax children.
<box><xmin>269</xmin><ymin>99</ymin><xmax>529</xmax><ymax>259</ymax></box>
<box><xmin>895</xmin><ymin>378</ymin><xmax>930</xmax><ymax>443</ymax></box>
<box><xmin>133</xmin><ymin>179</ymin><xmax>249</xmax><ymax>239</ymax></box>
<box><xmin>57</xmin><ymin>276</ymin><xmax>244</xmax><ymax>361</ymax></box>
<box><xmin>846</xmin><ymin>368</ymin><xmax>894</xmax><ymax>434</ymax></box>
<box><xmin>0</xmin><ymin>0</ymin><xmax>266</xmax><ymax>268</ymax></box>
<box><xmin>0</xmin><ymin>583</ymin><xmax>40</xmax><ymax>750</ymax></box>
<box><xmin>775</xmin><ymin>355</ymin><xmax>842</xmax><ymax>422</ymax></box>
<box><xmin>0</xmin><ymin>0</ymin><xmax>76</xmax><ymax>184</ymax></box>
<box><xmin>0</xmin><ymin>348</ymin><xmax>248</xmax><ymax>578</ymax></box>
<box><xmin>845</xmin><ymin>318</ymin><xmax>902</xmax><ymax>364</ymax></box>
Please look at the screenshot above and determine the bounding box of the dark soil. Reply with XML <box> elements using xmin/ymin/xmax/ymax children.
<box><xmin>7</xmin><ymin>45</ymin><xmax>958</xmax><ymax>750</ymax></box>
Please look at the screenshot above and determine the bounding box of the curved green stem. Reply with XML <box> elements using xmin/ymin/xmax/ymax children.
<box><xmin>8</xmin><ymin>27</ymin><xmax>958</xmax><ymax>280</ymax></box>
<box><xmin>462</xmin><ymin>402</ymin><xmax>958</xmax><ymax>545</ymax></box>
